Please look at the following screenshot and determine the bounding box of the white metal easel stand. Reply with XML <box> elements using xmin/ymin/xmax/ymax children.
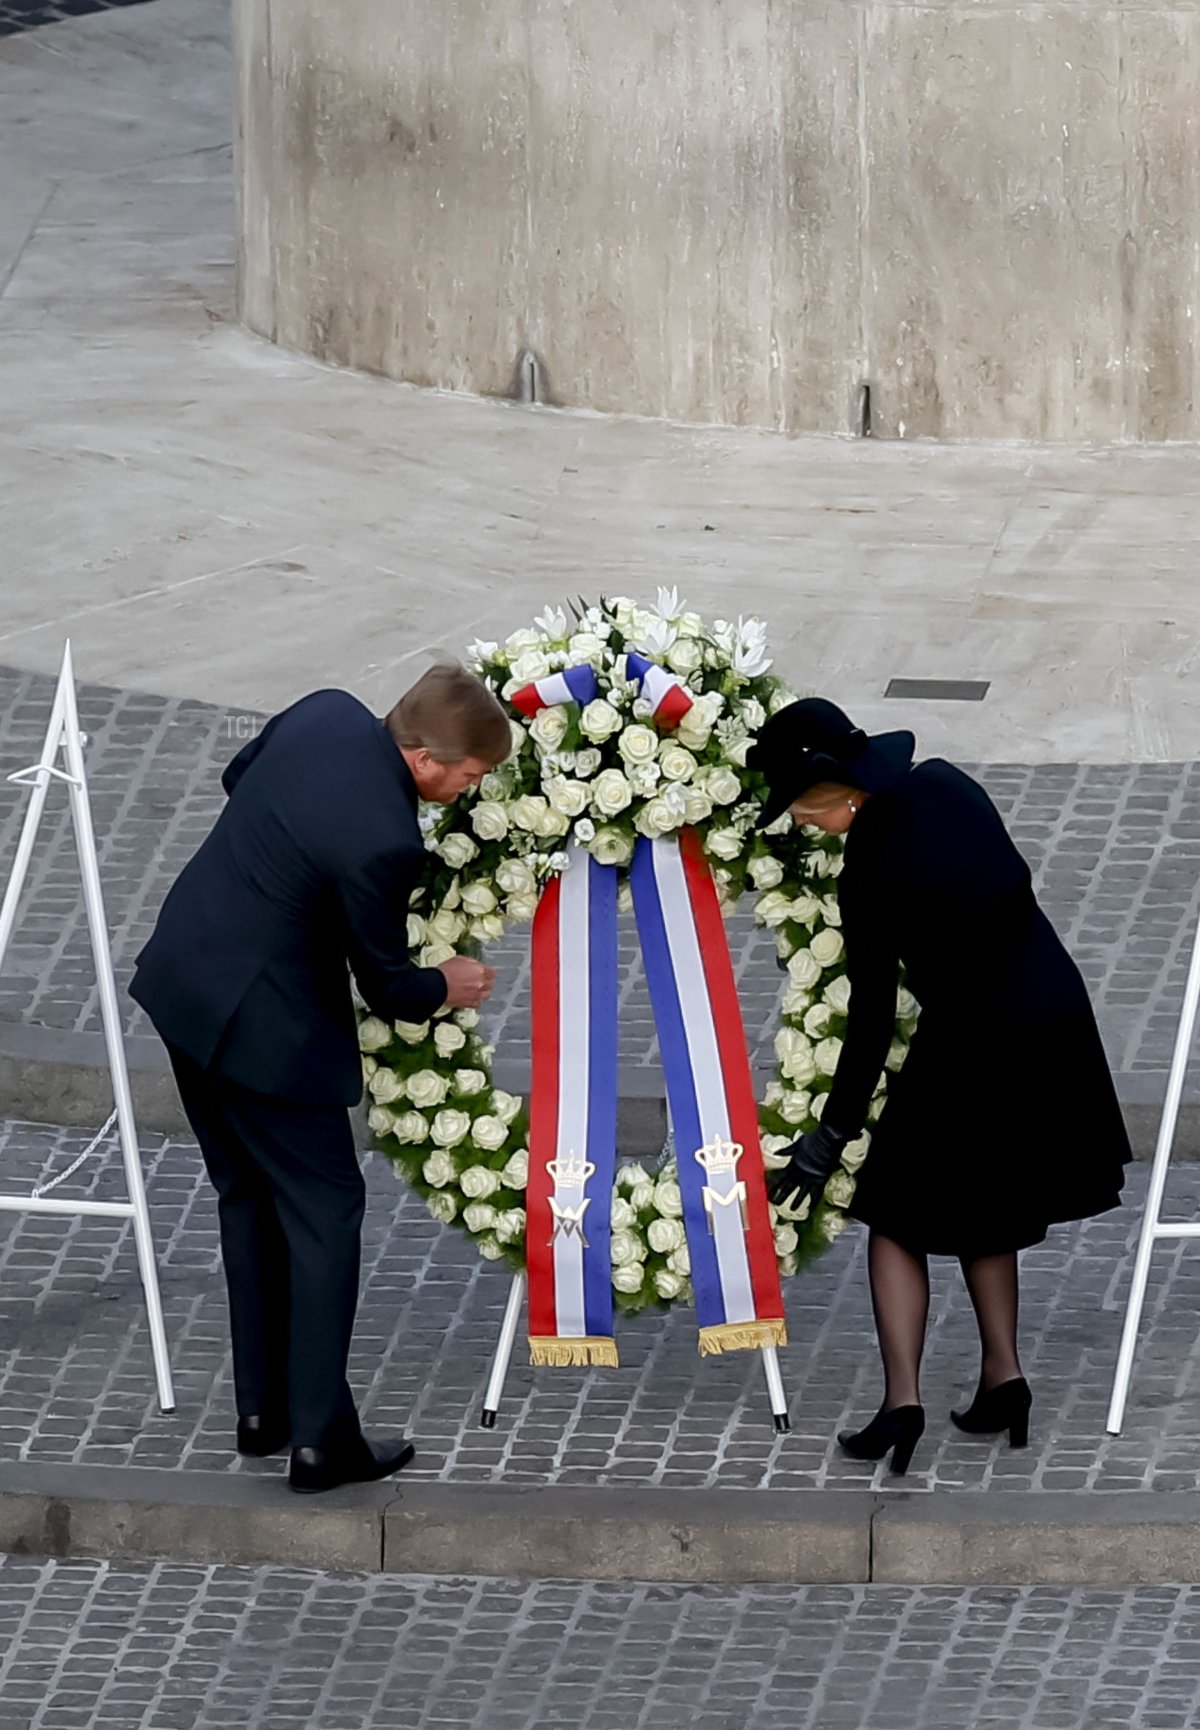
<box><xmin>1106</xmin><ymin>910</ymin><xmax>1200</xmax><ymax>1435</ymax></box>
<box><xmin>0</xmin><ymin>642</ymin><xmax>175</xmax><ymax>1413</ymax></box>
<box><xmin>479</xmin><ymin>1269</ymin><xmax>791</xmax><ymax>1432</ymax></box>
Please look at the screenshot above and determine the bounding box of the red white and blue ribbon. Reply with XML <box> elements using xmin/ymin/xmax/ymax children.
<box><xmin>526</xmin><ymin>844</ymin><xmax>619</xmax><ymax>1366</ymax></box>
<box><xmin>511</xmin><ymin>664</ymin><xmax>599</xmax><ymax>718</ymax></box>
<box><xmin>630</xmin><ymin>829</ymin><xmax>786</xmax><ymax>1355</ymax></box>
<box><xmin>625</xmin><ymin>650</ymin><xmax>694</xmax><ymax>728</ymax></box>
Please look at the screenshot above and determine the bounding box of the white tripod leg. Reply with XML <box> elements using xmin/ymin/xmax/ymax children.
<box><xmin>1106</xmin><ymin>909</ymin><xmax>1200</xmax><ymax>1435</ymax></box>
<box><xmin>761</xmin><ymin>1344</ymin><xmax>790</xmax><ymax>1433</ymax></box>
<box><xmin>480</xmin><ymin>1270</ymin><xmax>526</xmax><ymax>1429</ymax></box>
<box><xmin>62</xmin><ymin>656</ymin><xmax>175</xmax><ymax>1413</ymax></box>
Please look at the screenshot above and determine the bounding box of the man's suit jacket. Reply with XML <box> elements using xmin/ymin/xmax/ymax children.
<box><xmin>130</xmin><ymin>689</ymin><xmax>448</xmax><ymax>1105</ymax></box>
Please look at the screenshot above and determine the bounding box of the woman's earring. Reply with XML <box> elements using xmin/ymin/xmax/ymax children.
<box><xmin>847</xmin><ymin>799</ymin><xmax>858</xmax><ymax>814</ymax></box>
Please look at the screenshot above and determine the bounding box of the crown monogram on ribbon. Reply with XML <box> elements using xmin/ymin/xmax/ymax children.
<box><xmin>546</xmin><ymin>1148</ymin><xmax>596</xmax><ymax>1245</ymax></box>
<box><xmin>695</xmin><ymin>1135</ymin><xmax>749</xmax><ymax>1234</ymax></box>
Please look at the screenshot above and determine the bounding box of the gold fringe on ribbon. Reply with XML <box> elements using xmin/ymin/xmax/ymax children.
<box><xmin>528</xmin><ymin>1335</ymin><xmax>620</xmax><ymax>1368</ymax></box>
<box><xmin>697</xmin><ymin>1318</ymin><xmax>789</xmax><ymax>1357</ymax></box>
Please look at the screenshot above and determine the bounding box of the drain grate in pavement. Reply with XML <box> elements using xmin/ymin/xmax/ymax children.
<box><xmin>885</xmin><ymin>677</ymin><xmax>990</xmax><ymax>702</ymax></box>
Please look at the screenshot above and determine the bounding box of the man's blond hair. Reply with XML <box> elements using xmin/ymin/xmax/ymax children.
<box><xmin>385</xmin><ymin>663</ymin><xmax>511</xmax><ymax>765</ymax></box>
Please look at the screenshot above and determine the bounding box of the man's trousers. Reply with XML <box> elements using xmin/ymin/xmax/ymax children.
<box><xmin>167</xmin><ymin>1044</ymin><xmax>365</xmax><ymax>1449</ymax></box>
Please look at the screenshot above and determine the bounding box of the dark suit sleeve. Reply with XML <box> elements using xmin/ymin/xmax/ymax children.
<box><xmin>821</xmin><ymin>871</ymin><xmax>900</xmax><ymax>1140</ymax></box>
<box><xmin>338</xmin><ymin>845</ymin><xmax>449</xmax><ymax>1023</ymax></box>
<box><xmin>221</xmin><ymin>712</ymin><xmax>283</xmax><ymax>797</ymax></box>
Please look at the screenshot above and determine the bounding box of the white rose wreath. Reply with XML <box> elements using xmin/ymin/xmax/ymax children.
<box><xmin>358</xmin><ymin>592</ymin><xmax>918</xmax><ymax>1315</ymax></box>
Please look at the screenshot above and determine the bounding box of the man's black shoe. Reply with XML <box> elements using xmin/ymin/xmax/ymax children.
<box><xmin>288</xmin><ymin>1435</ymin><xmax>416</xmax><ymax>1494</ymax></box>
<box><xmin>236</xmin><ymin>1412</ymin><xmax>291</xmax><ymax>1458</ymax></box>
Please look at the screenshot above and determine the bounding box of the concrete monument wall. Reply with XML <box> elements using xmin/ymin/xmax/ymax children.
<box><xmin>233</xmin><ymin>0</ymin><xmax>1200</xmax><ymax>441</ymax></box>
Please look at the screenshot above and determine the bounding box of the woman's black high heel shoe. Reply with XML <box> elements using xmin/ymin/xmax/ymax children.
<box><xmin>951</xmin><ymin>1377</ymin><xmax>1032</xmax><ymax>1448</ymax></box>
<box><xmin>837</xmin><ymin>1405</ymin><xmax>925</xmax><ymax>1475</ymax></box>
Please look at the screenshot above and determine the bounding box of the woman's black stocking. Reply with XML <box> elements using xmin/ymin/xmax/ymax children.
<box><xmin>866</xmin><ymin>1230</ymin><xmax>930</xmax><ymax>1410</ymax></box>
<box><xmin>958</xmin><ymin>1250</ymin><xmax>1023</xmax><ymax>1396</ymax></box>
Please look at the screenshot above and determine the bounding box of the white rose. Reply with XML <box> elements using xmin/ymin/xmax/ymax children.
<box><xmin>463</xmin><ymin>1202</ymin><xmax>498</xmax><ymax>1233</ymax></box>
<box><xmin>505</xmin><ymin>893</ymin><xmax>539</xmax><ymax>922</ymax></box>
<box><xmin>658</xmin><ymin>744</ymin><xmax>697</xmax><ymax>783</ymax></box>
<box><xmin>761</xmin><ymin>1133</ymin><xmax>794</xmax><ymax>1156</ymax></box>
<box><xmin>703</xmin><ymin>767</ymin><xmax>742</xmax><ymax>806</ymax></box>
<box><xmin>422</xmin><ymin>1151</ymin><xmax>456</xmax><ymax>1187</ymax></box>
<box><xmin>755</xmin><ymin>890</ymin><xmax>792</xmax><ymax>929</ymax></box>
<box><xmin>824</xmin><ymin>1170</ymin><xmax>856</xmax><ymax>1209</ymax></box>
<box><xmin>815</xmin><ymin>851</ymin><xmax>844</xmax><ymax>879</ymax></box>
<box><xmin>666</xmin><ymin>1244</ymin><xmax>692</xmax><ymax>1276</ymax></box>
<box><xmin>530</xmin><ymin>705</ymin><xmax>570</xmax><ymax>752</ymax></box>
<box><xmin>590</xmin><ymin>826</ymin><xmax>633</xmax><ymax>868</ymax></box>
<box><xmin>438</xmin><ymin>831</ymin><xmax>479</xmax><ymax>870</ymax></box>
<box><xmin>782</xmin><ymin>984</ymin><xmax>814</xmax><ymax>1018</ymax></box>
<box><xmin>367</xmin><ymin>1105</ymin><xmax>396</xmax><ymax>1136</ymax></box>
<box><xmin>394</xmin><ymin>1020</ymin><xmax>431</xmax><ymax>1047</ymax></box>
<box><xmin>655</xmin><ymin>1269</ymin><xmax>686</xmax><ymax>1300</ymax></box>
<box><xmin>534</xmin><ymin>803</ymin><xmax>570</xmax><ymax>839</ymax></box>
<box><xmin>433</xmin><ymin>1022</ymin><xmax>468</xmax><ymax>1058</ymax></box>
<box><xmin>666</xmin><ymin>639</ymin><xmax>703</xmax><ymax>676</ymax></box>
<box><xmin>788</xmin><ymin>894</ymin><xmax>822</xmax><ymax>927</ymax></box>
<box><xmin>505</xmin><ymin>627</ymin><xmax>542</xmax><ymax>655</ymax></box>
<box><xmin>369</xmin><ymin>1068</ymin><xmax>404</xmax><ymax>1105</ymax></box>
<box><xmin>775</xmin><ymin>1028</ymin><xmax>816</xmax><ymax>1085</ymax></box>
<box><xmin>420</xmin><ymin>942</ymin><xmax>455</xmax><ymax>968</ymax></box>
<box><xmin>431</xmin><ymin>1107</ymin><xmax>472</xmax><ymax>1147</ymax></box>
<box><xmin>476</xmin><ymin>1234</ymin><xmax>505</xmax><ymax>1261</ymax></box>
<box><xmin>546</xmin><ymin>776</ymin><xmax>589</xmax><ymax>818</ymax></box>
<box><xmin>426</xmin><ymin>1191</ymin><xmax>458</xmax><ymax>1225</ymax></box>
<box><xmin>510</xmin><ymin>648</ymin><xmax>553</xmax><ymax>683</ymax></box>
<box><xmin>635</xmin><ymin>796</ymin><xmax>676</xmax><ymax>840</ymax></box>
<box><xmin>773</xmin><ymin>1223</ymin><xmax>799</xmax><ymax>1256</ymax></box>
<box><xmin>394</xmin><ymin>1110</ymin><xmax>432</xmax><ymax>1145</ymax></box>
<box><xmin>407</xmin><ymin>913</ymin><xmax>427</xmax><ymax>947</ymax></box>
<box><xmin>574</xmin><ymin>748</ymin><xmax>602</xmax><ymax>777</ymax></box>
<box><xmin>428</xmin><ymin>909</ymin><xmax>466</xmax><ymax>946</ymax></box>
<box><xmin>705</xmin><ymin>827</ymin><xmax>742</xmax><ymax>862</ymax></box>
<box><xmin>567</xmin><ymin>630</ymin><xmax>606</xmax><ymax>661</ymax></box>
<box><xmin>471</xmin><ymin>1114</ymin><xmax>509</xmax><ymax>1152</ymax></box>
<box><xmin>823</xmin><ymin>975</ymin><xmax>853</xmax><ymax>1015</ymax></box>
<box><xmin>740</xmin><ymin>697</ymin><xmax>767</xmax><ymax>729</ymax></box>
<box><xmin>897</xmin><ymin>987</ymin><xmax>918</xmax><ymax>1020</ymax></box>
<box><xmin>886</xmin><ymin>1038</ymin><xmax>908</xmax><ymax>1073</ymax></box>
<box><xmin>616</xmin><ymin>1161</ymin><xmax>648</xmax><ymax>1191</ymax></box>
<box><xmin>357</xmin><ymin>1016</ymin><xmax>392</xmax><ymax>1053</ymax></box>
<box><xmin>454</xmin><ymin>1068</ymin><xmax>489</xmax><ymax>1097</ymax></box>
<box><xmin>777</xmin><ymin>1089</ymin><xmax>812</xmax><ymax>1126</ymax></box>
<box><xmin>823</xmin><ymin>1212</ymin><xmax>847</xmax><ymax>1242</ymax></box>
<box><xmin>611</xmin><ymin>1198</ymin><xmax>637</xmax><ymax>1231</ymax></box>
<box><xmin>471</xmin><ymin>801</ymin><xmax>509</xmax><ymax>843</ymax></box>
<box><xmin>471</xmin><ymin>914</ymin><xmax>506</xmax><ymax>943</ymax></box>
<box><xmin>490</xmin><ymin>1090</ymin><xmax>523</xmax><ymax>1125</ymax></box>
<box><xmin>748</xmin><ymin>855</ymin><xmax>784</xmax><ymax>890</ymax></box>
<box><xmin>786</xmin><ymin>949</ymin><xmax>823</xmax><ymax>992</ymax></box>
<box><xmin>613</xmin><ymin>1263</ymin><xmax>646</xmax><ymax>1294</ymax></box>
<box><xmin>629</xmin><ymin>762</ymin><xmax>661</xmax><ymax>797</ymax></box>
<box><xmin>610</xmin><ymin>1229</ymin><xmax>643</xmax><ymax>1267</ymax></box>
<box><xmin>652</xmin><ymin>1180</ymin><xmax>684</xmax><ymax>1218</ymax></box>
<box><xmin>362</xmin><ymin>1056</ymin><xmax>378</xmax><ymax>1082</ymax></box>
<box><xmin>494</xmin><ymin>1207</ymin><xmax>526</xmax><ymax>1244</ymax></box>
<box><xmin>804</xmin><ymin>1004</ymin><xmax>833</xmax><ymax>1040</ymax></box>
<box><xmin>810</xmin><ymin>929</ymin><xmax>845</xmax><ymax>968</ymax></box>
<box><xmin>494</xmin><ymin>859</ymin><xmax>535</xmax><ymax>898</ymax></box>
<box><xmin>579</xmin><ymin>699</ymin><xmax>622</xmax><ymax>743</ymax></box>
<box><xmin>681</xmin><ymin>788</ymin><xmax>714</xmax><ymax>825</ymax></box>
<box><xmin>591</xmin><ymin>770</ymin><xmax>634</xmax><ymax>818</ymax></box>
<box><xmin>647</xmin><ymin>1217</ymin><xmax>686</xmax><ymax>1254</ymax></box>
<box><xmin>406</xmin><ymin>1069</ymin><xmax>450</xmax><ymax>1110</ymax></box>
<box><xmin>820</xmin><ymin>894</ymin><xmax>843</xmax><ymax>930</ymax></box>
<box><xmin>675</xmin><ymin>717</ymin><xmax>712</xmax><ymax>753</ymax></box>
<box><xmin>510</xmin><ymin>794</ymin><xmax>550</xmax><ymax>832</ymax></box>
<box><xmin>508</xmin><ymin>720</ymin><xmax>527</xmax><ymax>755</ymax></box>
<box><xmin>459</xmin><ymin>884</ymin><xmax>497</xmax><ymax>920</ymax></box>
<box><xmin>814</xmin><ymin>1037</ymin><xmax>842</xmax><ymax>1077</ymax></box>
<box><xmin>461</xmin><ymin>1165</ymin><xmax>503</xmax><ymax>1199</ymax></box>
<box><xmin>501</xmin><ymin>1148</ymin><xmax>530</xmax><ymax>1189</ymax></box>
<box><xmin>630</xmin><ymin>1180</ymin><xmax>655</xmax><ymax>1213</ymax></box>
<box><xmin>841</xmin><ymin>1134</ymin><xmax>871</xmax><ymax>1172</ymax></box>
<box><xmin>617</xmin><ymin>725</ymin><xmax>659</xmax><ymax>766</ymax></box>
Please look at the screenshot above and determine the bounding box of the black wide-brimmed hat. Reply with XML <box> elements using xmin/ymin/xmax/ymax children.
<box><xmin>746</xmin><ymin>697</ymin><xmax>915</xmax><ymax>830</ymax></box>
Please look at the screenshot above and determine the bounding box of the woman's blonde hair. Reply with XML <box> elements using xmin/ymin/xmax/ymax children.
<box><xmin>789</xmin><ymin>779</ymin><xmax>863</xmax><ymax>818</ymax></box>
<box><xmin>386</xmin><ymin>663</ymin><xmax>512</xmax><ymax>765</ymax></box>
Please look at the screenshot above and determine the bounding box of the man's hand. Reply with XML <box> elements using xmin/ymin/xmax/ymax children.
<box><xmin>438</xmin><ymin>955</ymin><xmax>496</xmax><ymax>1010</ymax></box>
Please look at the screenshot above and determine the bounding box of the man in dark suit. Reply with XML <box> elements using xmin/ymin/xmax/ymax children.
<box><xmin>131</xmin><ymin>664</ymin><xmax>510</xmax><ymax>1492</ymax></box>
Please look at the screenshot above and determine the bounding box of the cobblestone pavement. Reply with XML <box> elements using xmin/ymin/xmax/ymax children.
<box><xmin>1</xmin><ymin>1558</ymin><xmax>1199</xmax><ymax>1730</ymax></box>
<box><xmin>1</xmin><ymin>664</ymin><xmax>1198</xmax><ymax>1087</ymax></box>
<box><xmin>0</xmin><ymin>0</ymin><xmax>155</xmax><ymax>35</ymax></box>
<box><xmin>0</xmin><ymin>1117</ymin><xmax>1196</xmax><ymax>1494</ymax></box>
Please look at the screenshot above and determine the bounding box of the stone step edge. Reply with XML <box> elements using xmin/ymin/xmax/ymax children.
<box><xmin>1</xmin><ymin>1463</ymin><xmax>1198</xmax><ymax>1586</ymax></box>
<box><xmin>0</xmin><ymin>1020</ymin><xmax>1191</xmax><ymax>1159</ymax></box>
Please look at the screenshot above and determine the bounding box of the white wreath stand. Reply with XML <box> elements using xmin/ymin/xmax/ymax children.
<box><xmin>1106</xmin><ymin>910</ymin><xmax>1200</xmax><ymax>1434</ymax></box>
<box><xmin>0</xmin><ymin>643</ymin><xmax>175</xmax><ymax>1413</ymax></box>
<box><xmin>481</xmin><ymin>1105</ymin><xmax>791</xmax><ymax>1433</ymax></box>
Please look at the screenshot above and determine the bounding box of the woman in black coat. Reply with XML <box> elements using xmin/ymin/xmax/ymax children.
<box><xmin>749</xmin><ymin>699</ymin><xmax>1131</xmax><ymax>1474</ymax></box>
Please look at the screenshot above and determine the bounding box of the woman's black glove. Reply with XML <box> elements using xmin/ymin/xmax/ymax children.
<box><xmin>766</xmin><ymin>1121</ymin><xmax>849</xmax><ymax>1208</ymax></box>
